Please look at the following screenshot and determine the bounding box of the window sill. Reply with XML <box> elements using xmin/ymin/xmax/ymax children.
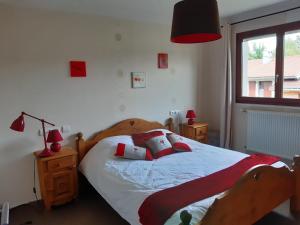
<box><xmin>236</xmin><ymin>97</ymin><xmax>300</xmax><ymax>107</ymax></box>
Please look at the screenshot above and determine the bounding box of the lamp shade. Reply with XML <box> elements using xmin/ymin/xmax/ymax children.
<box><xmin>47</xmin><ymin>129</ymin><xmax>63</xmax><ymax>143</ymax></box>
<box><xmin>171</xmin><ymin>0</ymin><xmax>222</xmax><ymax>43</ymax></box>
<box><xmin>10</xmin><ymin>114</ymin><xmax>25</xmax><ymax>132</ymax></box>
<box><xmin>186</xmin><ymin>110</ymin><xmax>196</xmax><ymax>119</ymax></box>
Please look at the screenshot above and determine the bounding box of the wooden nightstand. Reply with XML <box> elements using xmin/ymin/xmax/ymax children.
<box><xmin>34</xmin><ymin>147</ymin><xmax>78</xmax><ymax>209</ymax></box>
<box><xmin>180</xmin><ymin>122</ymin><xmax>208</xmax><ymax>143</ymax></box>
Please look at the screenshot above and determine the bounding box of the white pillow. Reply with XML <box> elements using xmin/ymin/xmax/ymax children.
<box><xmin>145</xmin><ymin>135</ymin><xmax>175</xmax><ymax>159</ymax></box>
<box><xmin>167</xmin><ymin>133</ymin><xmax>192</xmax><ymax>152</ymax></box>
<box><xmin>114</xmin><ymin>143</ymin><xmax>153</xmax><ymax>161</ymax></box>
<box><xmin>147</xmin><ymin>129</ymin><xmax>172</xmax><ymax>135</ymax></box>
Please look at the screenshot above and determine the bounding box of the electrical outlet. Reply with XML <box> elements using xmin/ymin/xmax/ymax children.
<box><xmin>169</xmin><ymin>110</ymin><xmax>177</xmax><ymax>116</ymax></box>
<box><xmin>169</xmin><ymin>110</ymin><xmax>182</xmax><ymax>116</ymax></box>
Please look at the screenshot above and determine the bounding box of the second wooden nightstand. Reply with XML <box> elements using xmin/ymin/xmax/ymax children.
<box><xmin>34</xmin><ymin>147</ymin><xmax>78</xmax><ymax>209</ymax></box>
<box><xmin>180</xmin><ymin>122</ymin><xmax>208</xmax><ymax>143</ymax></box>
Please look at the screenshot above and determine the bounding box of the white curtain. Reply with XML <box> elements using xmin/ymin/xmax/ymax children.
<box><xmin>220</xmin><ymin>24</ymin><xmax>233</xmax><ymax>148</ymax></box>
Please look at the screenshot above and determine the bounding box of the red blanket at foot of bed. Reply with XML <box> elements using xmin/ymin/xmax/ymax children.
<box><xmin>138</xmin><ymin>153</ymin><xmax>280</xmax><ymax>225</ymax></box>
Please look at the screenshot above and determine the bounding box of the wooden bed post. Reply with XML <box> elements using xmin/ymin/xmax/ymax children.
<box><xmin>76</xmin><ymin>132</ymin><xmax>86</xmax><ymax>163</ymax></box>
<box><xmin>166</xmin><ymin>118</ymin><xmax>174</xmax><ymax>132</ymax></box>
<box><xmin>291</xmin><ymin>155</ymin><xmax>300</xmax><ymax>213</ymax></box>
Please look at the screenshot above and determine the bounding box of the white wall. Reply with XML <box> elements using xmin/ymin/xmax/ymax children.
<box><xmin>199</xmin><ymin>27</ymin><xmax>227</xmax><ymax>132</ymax></box>
<box><xmin>0</xmin><ymin>4</ymin><xmax>204</xmax><ymax>207</ymax></box>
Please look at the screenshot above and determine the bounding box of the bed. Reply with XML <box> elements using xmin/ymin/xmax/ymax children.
<box><xmin>76</xmin><ymin>118</ymin><xmax>300</xmax><ymax>225</ymax></box>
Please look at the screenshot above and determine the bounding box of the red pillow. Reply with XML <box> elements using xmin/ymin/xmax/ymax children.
<box><xmin>167</xmin><ymin>133</ymin><xmax>192</xmax><ymax>152</ymax></box>
<box><xmin>132</xmin><ymin>131</ymin><xmax>164</xmax><ymax>147</ymax></box>
<box><xmin>115</xmin><ymin>143</ymin><xmax>153</xmax><ymax>161</ymax></box>
<box><xmin>145</xmin><ymin>135</ymin><xmax>175</xmax><ymax>159</ymax></box>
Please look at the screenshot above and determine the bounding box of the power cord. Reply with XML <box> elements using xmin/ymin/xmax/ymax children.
<box><xmin>177</xmin><ymin>112</ymin><xmax>180</xmax><ymax>133</ymax></box>
<box><xmin>33</xmin><ymin>158</ymin><xmax>38</xmax><ymax>202</ymax></box>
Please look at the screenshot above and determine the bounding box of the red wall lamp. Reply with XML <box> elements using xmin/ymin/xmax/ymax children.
<box><xmin>10</xmin><ymin>112</ymin><xmax>63</xmax><ymax>157</ymax></box>
<box><xmin>171</xmin><ymin>0</ymin><xmax>222</xmax><ymax>43</ymax></box>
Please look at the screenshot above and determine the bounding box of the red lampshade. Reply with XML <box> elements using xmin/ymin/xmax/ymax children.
<box><xmin>186</xmin><ymin>110</ymin><xmax>196</xmax><ymax>119</ymax></box>
<box><xmin>47</xmin><ymin>129</ymin><xmax>63</xmax><ymax>143</ymax></box>
<box><xmin>10</xmin><ymin>114</ymin><xmax>25</xmax><ymax>132</ymax></box>
<box><xmin>171</xmin><ymin>0</ymin><xmax>222</xmax><ymax>43</ymax></box>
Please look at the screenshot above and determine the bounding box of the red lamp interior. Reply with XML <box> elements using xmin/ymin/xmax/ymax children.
<box><xmin>171</xmin><ymin>33</ymin><xmax>222</xmax><ymax>44</ymax></box>
<box><xmin>47</xmin><ymin>129</ymin><xmax>63</xmax><ymax>143</ymax></box>
<box><xmin>10</xmin><ymin>114</ymin><xmax>25</xmax><ymax>132</ymax></box>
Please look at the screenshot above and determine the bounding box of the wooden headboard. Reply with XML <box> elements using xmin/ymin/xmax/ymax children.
<box><xmin>76</xmin><ymin>118</ymin><xmax>174</xmax><ymax>162</ymax></box>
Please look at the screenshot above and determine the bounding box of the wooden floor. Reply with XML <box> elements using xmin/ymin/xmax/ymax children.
<box><xmin>10</xmin><ymin>189</ymin><xmax>300</xmax><ymax>225</ymax></box>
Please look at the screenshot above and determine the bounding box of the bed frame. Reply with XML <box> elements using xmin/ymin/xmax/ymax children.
<box><xmin>76</xmin><ymin>118</ymin><xmax>300</xmax><ymax>225</ymax></box>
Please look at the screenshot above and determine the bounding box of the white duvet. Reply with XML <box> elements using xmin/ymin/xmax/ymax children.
<box><xmin>79</xmin><ymin>129</ymin><xmax>286</xmax><ymax>225</ymax></box>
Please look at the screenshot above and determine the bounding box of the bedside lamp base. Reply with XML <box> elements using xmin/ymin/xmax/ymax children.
<box><xmin>188</xmin><ymin>118</ymin><xmax>195</xmax><ymax>125</ymax></box>
<box><xmin>39</xmin><ymin>148</ymin><xmax>54</xmax><ymax>158</ymax></box>
<box><xmin>51</xmin><ymin>142</ymin><xmax>62</xmax><ymax>152</ymax></box>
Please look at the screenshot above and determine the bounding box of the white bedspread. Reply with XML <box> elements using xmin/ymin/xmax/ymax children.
<box><xmin>79</xmin><ymin>129</ymin><xmax>286</xmax><ymax>225</ymax></box>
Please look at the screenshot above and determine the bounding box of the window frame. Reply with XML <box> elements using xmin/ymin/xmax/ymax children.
<box><xmin>236</xmin><ymin>21</ymin><xmax>300</xmax><ymax>106</ymax></box>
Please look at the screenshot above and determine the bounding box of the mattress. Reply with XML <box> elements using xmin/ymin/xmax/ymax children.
<box><xmin>79</xmin><ymin>129</ymin><xmax>286</xmax><ymax>225</ymax></box>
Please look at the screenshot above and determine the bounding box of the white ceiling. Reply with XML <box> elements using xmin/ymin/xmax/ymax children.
<box><xmin>0</xmin><ymin>0</ymin><xmax>290</xmax><ymax>24</ymax></box>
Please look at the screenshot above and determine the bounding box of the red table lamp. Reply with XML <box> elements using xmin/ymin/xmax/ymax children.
<box><xmin>186</xmin><ymin>110</ymin><xmax>196</xmax><ymax>125</ymax></box>
<box><xmin>10</xmin><ymin>112</ymin><xmax>56</xmax><ymax>157</ymax></box>
<box><xmin>47</xmin><ymin>129</ymin><xmax>63</xmax><ymax>152</ymax></box>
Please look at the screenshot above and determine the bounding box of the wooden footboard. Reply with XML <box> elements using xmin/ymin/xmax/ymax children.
<box><xmin>291</xmin><ymin>156</ymin><xmax>300</xmax><ymax>213</ymax></box>
<box><xmin>194</xmin><ymin>156</ymin><xmax>300</xmax><ymax>225</ymax></box>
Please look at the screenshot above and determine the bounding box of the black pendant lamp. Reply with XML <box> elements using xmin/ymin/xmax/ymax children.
<box><xmin>171</xmin><ymin>0</ymin><xmax>222</xmax><ymax>43</ymax></box>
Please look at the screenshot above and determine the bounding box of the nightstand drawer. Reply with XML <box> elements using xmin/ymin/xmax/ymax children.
<box><xmin>52</xmin><ymin>171</ymin><xmax>74</xmax><ymax>197</ymax></box>
<box><xmin>47</xmin><ymin>156</ymin><xmax>75</xmax><ymax>172</ymax></box>
<box><xmin>196</xmin><ymin>127</ymin><xmax>207</xmax><ymax>136</ymax></box>
<box><xmin>196</xmin><ymin>136</ymin><xmax>207</xmax><ymax>142</ymax></box>
<box><xmin>45</xmin><ymin>170</ymin><xmax>75</xmax><ymax>200</ymax></box>
<box><xmin>180</xmin><ymin>122</ymin><xmax>208</xmax><ymax>144</ymax></box>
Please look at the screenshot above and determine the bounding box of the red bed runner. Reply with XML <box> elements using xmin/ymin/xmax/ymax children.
<box><xmin>138</xmin><ymin>153</ymin><xmax>279</xmax><ymax>225</ymax></box>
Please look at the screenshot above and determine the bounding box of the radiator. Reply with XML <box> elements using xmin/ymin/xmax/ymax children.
<box><xmin>0</xmin><ymin>202</ymin><xmax>9</xmax><ymax>225</ymax></box>
<box><xmin>246</xmin><ymin>110</ymin><xmax>300</xmax><ymax>159</ymax></box>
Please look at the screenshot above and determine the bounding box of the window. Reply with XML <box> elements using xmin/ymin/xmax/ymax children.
<box><xmin>241</xmin><ymin>35</ymin><xmax>276</xmax><ymax>98</ymax></box>
<box><xmin>283</xmin><ymin>30</ymin><xmax>300</xmax><ymax>99</ymax></box>
<box><xmin>236</xmin><ymin>21</ymin><xmax>300</xmax><ymax>106</ymax></box>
